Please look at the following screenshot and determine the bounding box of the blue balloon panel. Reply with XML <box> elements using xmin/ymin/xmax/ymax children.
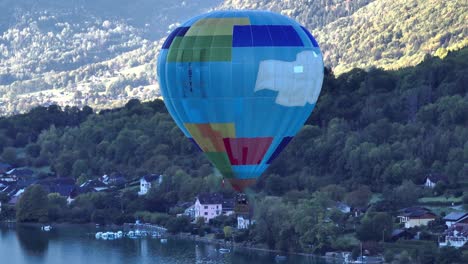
<box><xmin>157</xmin><ymin>10</ymin><xmax>324</xmax><ymax>191</ymax></box>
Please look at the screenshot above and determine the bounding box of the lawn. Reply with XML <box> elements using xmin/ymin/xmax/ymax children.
<box><xmin>370</xmin><ymin>193</ymin><xmax>383</xmax><ymax>204</ymax></box>
<box><xmin>419</xmin><ymin>196</ymin><xmax>462</xmax><ymax>204</ymax></box>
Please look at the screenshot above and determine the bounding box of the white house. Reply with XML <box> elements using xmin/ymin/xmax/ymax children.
<box><xmin>138</xmin><ymin>174</ymin><xmax>162</xmax><ymax>196</ymax></box>
<box><xmin>443</xmin><ymin>212</ymin><xmax>468</xmax><ymax>228</ymax></box>
<box><xmin>193</xmin><ymin>193</ymin><xmax>234</xmax><ymax>223</ymax></box>
<box><xmin>237</xmin><ymin>215</ymin><xmax>255</xmax><ymax>229</ymax></box>
<box><xmin>183</xmin><ymin>205</ymin><xmax>195</xmax><ymax>219</ymax></box>
<box><xmin>439</xmin><ymin>223</ymin><xmax>468</xmax><ymax>248</ymax></box>
<box><xmin>424</xmin><ymin>174</ymin><xmax>448</xmax><ymax>188</ymax></box>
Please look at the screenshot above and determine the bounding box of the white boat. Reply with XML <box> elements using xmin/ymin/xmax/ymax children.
<box><xmin>160</xmin><ymin>238</ymin><xmax>168</xmax><ymax>243</ymax></box>
<box><xmin>127</xmin><ymin>231</ymin><xmax>135</xmax><ymax>238</ymax></box>
<box><xmin>219</xmin><ymin>248</ymin><xmax>230</xmax><ymax>253</ymax></box>
<box><xmin>101</xmin><ymin>232</ymin><xmax>109</xmax><ymax>240</ymax></box>
<box><xmin>116</xmin><ymin>231</ymin><xmax>123</xmax><ymax>238</ymax></box>
<box><xmin>107</xmin><ymin>232</ymin><xmax>115</xmax><ymax>240</ymax></box>
<box><xmin>41</xmin><ymin>225</ymin><xmax>52</xmax><ymax>232</ymax></box>
<box><xmin>95</xmin><ymin>232</ymin><xmax>103</xmax><ymax>239</ymax></box>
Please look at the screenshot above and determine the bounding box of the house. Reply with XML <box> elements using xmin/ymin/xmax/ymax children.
<box><xmin>336</xmin><ymin>202</ymin><xmax>351</xmax><ymax>213</ymax></box>
<box><xmin>424</xmin><ymin>173</ymin><xmax>448</xmax><ymax>188</ymax></box>
<box><xmin>80</xmin><ymin>179</ymin><xmax>108</xmax><ymax>192</ymax></box>
<box><xmin>0</xmin><ymin>163</ymin><xmax>12</xmax><ymax>174</ymax></box>
<box><xmin>184</xmin><ymin>205</ymin><xmax>195</xmax><ymax>219</ymax></box>
<box><xmin>4</xmin><ymin>168</ymin><xmax>35</xmax><ymax>188</ymax></box>
<box><xmin>1</xmin><ymin>184</ymin><xmax>19</xmax><ymax>197</ymax></box>
<box><xmin>443</xmin><ymin>212</ymin><xmax>468</xmax><ymax>228</ymax></box>
<box><xmin>138</xmin><ymin>174</ymin><xmax>162</xmax><ymax>196</ymax></box>
<box><xmin>237</xmin><ymin>215</ymin><xmax>253</xmax><ymax>229</ymax></box>
<box><xmin>352</xmin><ymin>206</ymin><xmax>368</xmax><ymax>217</ymax></box>
<box><xmin>67</xmin><ymin>186</ymin><xmax>89</xmax><ymax>204</ymax></box>
<box><xmin>6</xmin><ymin>168</ymin><xmax>34</xmax><ymax>178</ymax></box>
<box><xmin>0</xmin><ymin>174</ymin><xmax>18</xmax><ymax>183</ymax></box>
<box><xmin>390</xmin><ymin>229</ymin><xmax>414</xmax><ymax>241</ymax></box>
<box><xmin>100</xmin><ymin>173</ymin><xmax>127</xmax><ymax>186</ymax></box>
<box><xmin>439</xmin><ymin>223</ymin><xmax>468</xmax><ymax>248</ymax></box>
<box><xmin>194</xmin><ymin>193</ymin><xmax>224</xmax><ymax>223</ymax></box>
<box><xmin>8</xmin><ymin>188</ymin><xmax>24</xmax><ymax>206</ymax></box>
<box><xmin>222</xmin><ymin>197</ymin><xmax>235</xmax><ymax>216</ymax></box>
<box><xmin>397</xmin><ymin>207</ymin><xmax>437</xmax><ymax>228</ymax></box>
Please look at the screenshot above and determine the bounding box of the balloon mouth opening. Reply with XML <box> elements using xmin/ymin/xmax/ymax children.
<box><xmin>227</xmin><ymin>178</ymin><xmax>256</xmax><ymax>192</ymax></box>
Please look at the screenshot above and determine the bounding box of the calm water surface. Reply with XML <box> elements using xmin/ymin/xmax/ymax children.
<box><xmin>0</xmin><ymin>224</ymin><xmax>327</xmax><ymax>264</ymax></box>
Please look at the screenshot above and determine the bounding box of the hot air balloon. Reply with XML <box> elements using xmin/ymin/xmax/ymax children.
<box><xmin>157</xmin><ymin>10</ymin><xmax>324</xmax><ymax>192</ymax></box>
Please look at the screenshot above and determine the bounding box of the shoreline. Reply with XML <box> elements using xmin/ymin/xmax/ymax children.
<box><xmin>172</xmin><ymin>232</ymin><xmax>323</xmax><ymax>259</ymax></box>
<box><xmin>2</xmin><ymin>221</ymin><xmax>325</xmax><ymax>259</ymax></box>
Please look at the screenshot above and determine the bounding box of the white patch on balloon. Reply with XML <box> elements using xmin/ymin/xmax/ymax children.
<box><xmin>254</xmin><ymin>51</ymin><xmax>322</xmax><ymax>107</ymax></box>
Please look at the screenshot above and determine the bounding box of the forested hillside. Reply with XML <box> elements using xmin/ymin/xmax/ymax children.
<box><xmin>1</xmin><ymin>0</ymin><xmax>466</xmax><ymax>116</ymax></box>
<box><xmin>0</xmin><ymin>0</ymin><xmax>220</xmax><ymax>115</ymax></box>
<box><xmin>1</xmin><ymin>48</ymin><xmax>467</xmax><ymax>256</ymax></box>
<box><xmin>219</xmin><ymin>0</ymin><xmax>468</xmax><ymax>74</ymax></box>
<box><xmin>1</xmin><ymin>48</ymin><xmax>466</xmax><ymax>192</ymax></box>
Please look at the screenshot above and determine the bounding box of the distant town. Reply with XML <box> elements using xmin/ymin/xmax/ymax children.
<box><xmin>1</xmin><ymin>160</ymin><xmax>467</xmax><ymax>262</ymax></box>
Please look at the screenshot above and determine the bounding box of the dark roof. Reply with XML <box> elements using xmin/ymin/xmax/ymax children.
<box><xmin>69</xmin><ymin>185</ymin><xmax>100</xmax><ymax>199</ymax></box>
<box><xmin>8</xmin><ymin>195</ymin><xmax>20</xmax><ymax>205</ymax></box>
<box><xmin>17</xmin><ymin>178</ymin><xmax>37</xmax><ymax>188</ymax></box>
<box><xmin>399</xmin><ymin>207</ymin><xmax>435</xmax><ymax>218</ymax></box>
<box><xmin>7</xmin><ymin>168</ymin><xmax>34</xmax><ymax>177</ymax></box>
<box><xmin>81</xmin><ymin>179</ymin><xmax>107</xmax><ymax>188</ymax></box>
<box><xmin>222</xmin><ymin>197</ymin><xmax>235</xmax><ymax>211</ymax></box>
<box><xmin>1</xmin><ymin>184</ymin><xmax>18</xmax><ymax>197</ymax></box>
<box><xmin>142</xmin><ymin>174</ymin><xmax>160</xmax><ymax>182</ymax></box>
<box><xmin>426</xmin><ymin>173</ymin><xmax>448</xmax><ymax>183</ymax></box>
<box><xmin>444</xmin><ymin>212</ymin><xmax>468</xmax><ymax>221</ymax></box>
<box><xmin>444</xmin><ymin>223</ymin><xmax>468</xmax><ymax>237</ymax></box>
<box><xmin>0</xmin><ymin>180</ymin><xmax>15</xmax><ymax>186</ymax></box>
<box><xmin>197</xmin><ymin>193</ymin><xmax>224</xmax><ymax>205</ymax></box>
<box><xmin>391</xmin><ymin>229</ymin><xmax>406</xmax><ymax>237</ymax></box>
<box><xmin>176</xmin><ymin>201</ymin><xmax>194</xmax><ymax>209</ymax></box>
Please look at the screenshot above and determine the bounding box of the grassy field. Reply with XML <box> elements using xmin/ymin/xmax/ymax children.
<box><xmin>370</xmin><ymin>193</ymin><xmax>383</xmax><ymax>204</ymax></box>
<box><xmin>419</xmin><ymin>196</ymin><xmax>462</xmax><ymax>204</ymax></box>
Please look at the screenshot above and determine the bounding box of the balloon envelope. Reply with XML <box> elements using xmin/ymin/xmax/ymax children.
<box><xmin>157</xmin><ymin>10</ymin><xmax>324</xmax><ymax>191</ymax></box>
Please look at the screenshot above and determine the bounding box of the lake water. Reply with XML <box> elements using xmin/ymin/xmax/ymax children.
<box><xmin>0</xmin><ymin>224</ymin><xmax>327</xmax><ymax>264</ymax></box>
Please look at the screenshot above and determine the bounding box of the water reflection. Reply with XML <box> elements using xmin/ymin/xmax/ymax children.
<box><xmin>16</xmin><ymin>225</ymin><xmax>49</xmax><ymax>256</ymax></box>
<box><xmin>0</xmin><ymin>224</ymin><xmax>327</xmax><ymax>264</ymax></box>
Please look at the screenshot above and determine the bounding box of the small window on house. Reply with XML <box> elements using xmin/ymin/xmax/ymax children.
<box><xmin>204</xmin><ymin>206</ymin><xmax>208</xmax><ymax>209</ymax></box>
<box><xmin>204</xmin><ymin>212</ymin><xmax>208</xmax><ymax>216</ymax></box>
<box><xmin>216</xmin><ymin>205</ymin><xmax>219</xmax><ymax>209</ymax></box>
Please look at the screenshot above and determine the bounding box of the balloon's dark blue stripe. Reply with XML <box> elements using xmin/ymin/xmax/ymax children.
<box><xmin>232</xmin><ymin>25</ymin><xmax>303</xmax><ymax>47</ymax></box>
<box><xmin>266</xmin><ymin>136</ymin><xmax>293</xmax><ymax>164</ymax></box>
<box><xmin>162</xmin><ymin>27</ymin><xmax>190</xmax><ymax>49</ymax></box>
<box><xmin>300</xmin><ymin>26</ymin><xmax>319</xmax><ymax>48</ymax></box>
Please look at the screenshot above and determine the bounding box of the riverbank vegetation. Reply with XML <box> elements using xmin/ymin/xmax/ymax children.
<box><xmin>1</xmin><ymin>48</ymin><xmax>467</xmax><ymax>262</ymax></box>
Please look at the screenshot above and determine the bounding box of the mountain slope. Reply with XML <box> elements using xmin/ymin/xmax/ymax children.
<box><xmin>0</xmin><ymin>1</ymin><xmax>221</xmax><ymax>116</ymax></box>
<box><xmin>219</xmin><ymin>0</ymin><xmax>468</xmax><ymax>74</ymax></box>
<box><xmin>316</xmin><ymin>0</ymin><xmax>468</xmax><ymax>74</ymax></box>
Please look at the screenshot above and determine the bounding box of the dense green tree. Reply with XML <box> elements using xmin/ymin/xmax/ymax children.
<box><xmin>47</xmin><ymin>193</ymin><xmax>68</xmax><ymax>221</ymax></box>
<box><xmin>345</xmin><ymin>186</ymin><xmax>372</xmax><ymax>208</ymax></box>
<box><xmin>1</xmin><ymin>147</ymin><xmax>17</xmax><ymax>165</ymax></box>
<box><xmin>356</xmin><ymin>212</ymin><xmax>393</xmax><ymax>242</ymax></box>
<box><xmin>436</xmin><ymin>247</ymin><xmax>463</xmax><ymax>264</ymax></box>
<box><xmin>16</xmin><ymin>185</ymin><xmax>49</xmax><ymax>222</ymax></box>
